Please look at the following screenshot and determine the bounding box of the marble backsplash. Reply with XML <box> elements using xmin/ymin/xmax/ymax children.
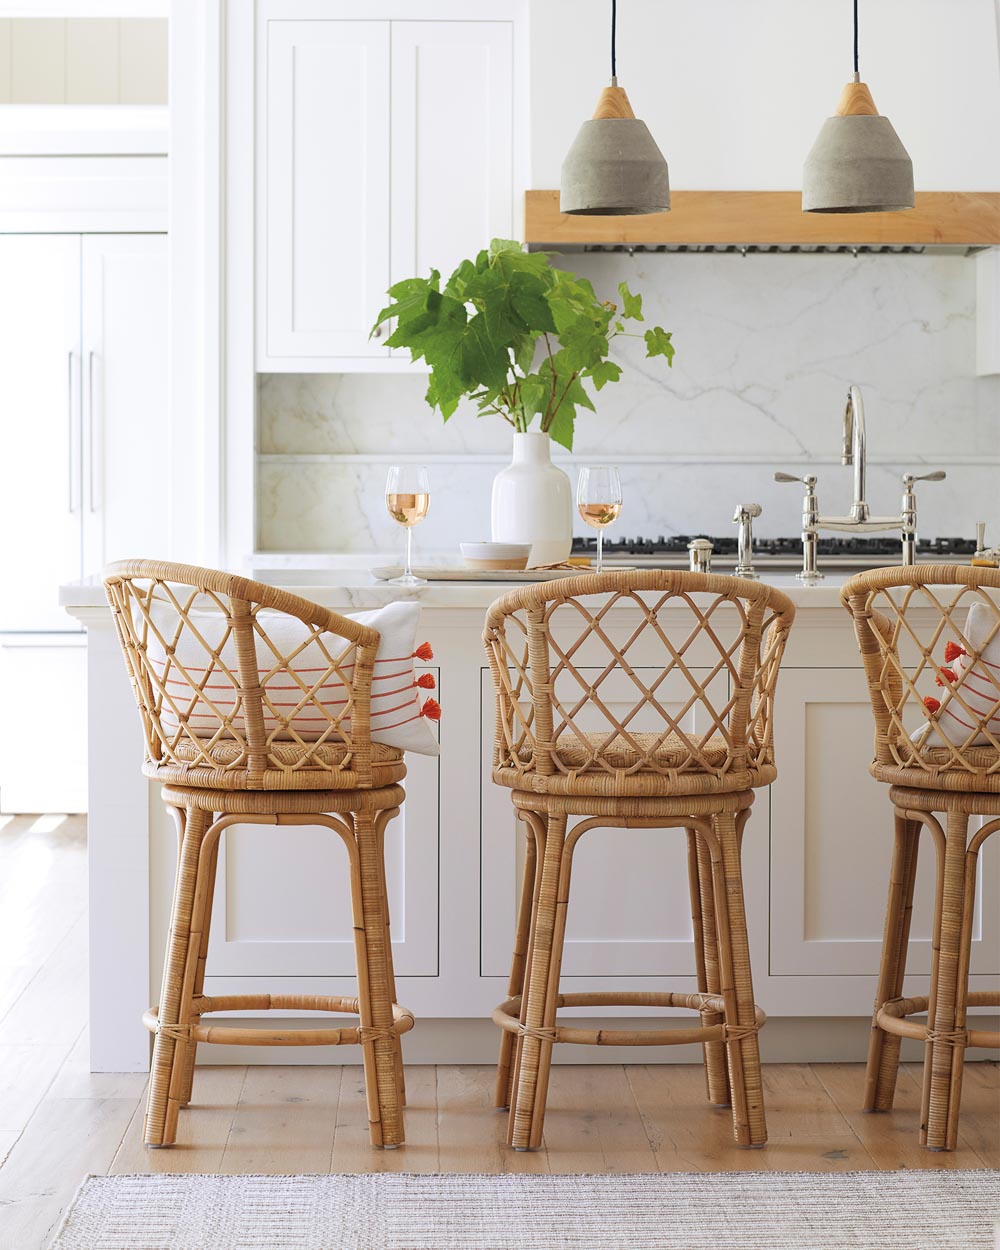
<box><xmin>257</xmin><ymin>252</ymin><xmax>1000</xmax><ymax>554</ymax></box>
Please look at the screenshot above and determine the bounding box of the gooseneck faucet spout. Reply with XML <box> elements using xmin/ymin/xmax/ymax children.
<box><xmin>842</xmin><ymin>384</ymin><xmax>869</xmax><ymax>523</ymax></box>
<box><xmin>773</xmin><ymin>382</ymin><xmax>946</xmax><ymax>580</ymax></box>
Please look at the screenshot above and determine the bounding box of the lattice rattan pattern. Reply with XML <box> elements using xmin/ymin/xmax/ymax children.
<box><xmin>842</xmin><ymin>565</ymin><xmax>1000</xmax><ymax>786</ymax></box>
<box><xmin>484</xmin><ymin>571</ymin><xmax>796</xmax><ymax>795</ymax></box>
<box><xmin>104</xmin><ymin>560</ymin><xmax>387</xmax><ymax>790</ymax></box>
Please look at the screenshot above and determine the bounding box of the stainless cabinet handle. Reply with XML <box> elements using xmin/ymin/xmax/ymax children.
<box><xmin>67</xmin><ymin>351</ymin><xmax>77</xmax><ymax>513</ymax></box>
<box><xmin>87</xmin><ymin>350</ymin><xmax>97</xmax><ymax>513</ymax></box>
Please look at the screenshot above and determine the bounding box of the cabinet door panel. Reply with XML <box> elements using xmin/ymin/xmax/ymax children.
<box><xmin>0</xmin><ymin>235</ymin><xmax>81</xmax><ymax>631</ymax></box>
<box><xmin>770</xmin><ymin>668</ymin><xmax>999</xmax><ymax>977</ymax></box>
<box><xmin>263</xmin><ymin>21</ymin><xmax>390</xmax><ymax>360</ymax></box>
<box><xmin>391</xmin><ymin>21</ymin><xmax>512</xmax><ymax>291</ymax></box>
<box><xmin>207</xmin><ymin>710</ymin><xmax>439</xmax><ymax>978</ymax></box>
<box><xmin>81</xmin><ymin>234</ymin><xmax>168</xmax><ymax>572</ymax></box>
<box><xmin>481</xmin><ymin>666</ymin><xmax>725</xmax><ymax>979</ymax></box>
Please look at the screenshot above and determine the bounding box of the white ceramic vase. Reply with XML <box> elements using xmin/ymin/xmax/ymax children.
<box><xmin>490</xmin><ymin>431</ymin><xmax>573</xmax><ymax>567</ymax></box>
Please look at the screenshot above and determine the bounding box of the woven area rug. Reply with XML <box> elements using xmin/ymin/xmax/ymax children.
<box><xmin>51</xmin><ymin>1169</ymin><xmax>1000</xmax><ymax>1250</ymax></box>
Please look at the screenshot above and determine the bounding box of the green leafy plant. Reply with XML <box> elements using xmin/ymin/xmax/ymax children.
<box><xmin>370</xmin><ymin>238</ymin><xmax>674</xmax><ymax>450</ymax></box>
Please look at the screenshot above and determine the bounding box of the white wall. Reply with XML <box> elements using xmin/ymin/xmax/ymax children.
<box><xmin>257</xmin><ymin>251</ymin><xmax>1000</xmax><ymax>554</ymax></box>
<box><xmin>0</xmin><ymin>17</ymin><xmax>167</xmax><ymax>104</ymax></box>
<box><xmin>529</xmin><ymin>0</ymin><xmax>1000</xmax><ymax>191</ymax></box>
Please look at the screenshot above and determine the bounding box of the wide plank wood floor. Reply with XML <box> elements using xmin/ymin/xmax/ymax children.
<box><xmin>0</xmin><ymin>814</ymin><xmax>997</xmax><ymax>1250</ymax></box>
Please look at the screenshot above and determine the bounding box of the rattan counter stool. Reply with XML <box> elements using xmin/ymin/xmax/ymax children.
<box><xmin>842</xmin><ymin>565</ymin><xmax>1000</xmax><ymax>1152</ymax></box>
<box><xmin>104</xmin><ymin>560</ymin><xmax>413</xmax><ymax>1149</ymax></box>
<box><xmin>483</xmin><ymin>571</ymin><xmax>796</xmax><ymax>1151</ymax></box>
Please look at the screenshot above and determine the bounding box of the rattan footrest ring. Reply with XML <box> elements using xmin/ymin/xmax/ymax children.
<box><xmin>143</xmin><ymin>995</ymin><xmax>415</xmax><ymax>1047</ymax></box>
<box><xmin>876</xmin><ymin>993</ymin><xmax>1000</xmax><ymax>1051</ymax></box>
<box><xmin>493</xmin><ymin>992</ymin><xmax>765</xmax><ymax>1048</ymax></box>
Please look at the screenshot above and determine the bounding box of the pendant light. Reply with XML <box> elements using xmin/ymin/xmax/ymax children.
<box><xmin>560</xmin><ymin>0</ymin><xmax>670</xmax><ymax>216</ymax></box>
<box><xmin>802</xmin><ymin>0</ymin><xmax>913</xmax><ymax>213</ymax></box>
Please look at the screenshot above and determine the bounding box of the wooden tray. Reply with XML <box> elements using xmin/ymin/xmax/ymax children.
<box><xmin>370</xmin><ymin>565</ymin><xmax>631</xmax><ymax>583</ymax></box>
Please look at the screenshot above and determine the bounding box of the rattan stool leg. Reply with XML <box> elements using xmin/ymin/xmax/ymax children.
<box><xmin>176</xmin><ymin>825</ymin><xmax>221</xmax><ymax>1109</ymax></box>
<box><xmin>688</xmin><ymin>828</ymin><xmax>730</xmax><ymax>1107</ymax></box>
<box><xmin>864</xmin><ymin>811</ymin><xmax>921</xmax><ymax>1113</ymax></box>
<box><xmin>496</xmin><ymin>817</ymin><xmax>540</xmax><ymax>1110</ymax></box>
<box><xmin>709</xmin><ymin>810</ymin><xmax>766</xmax><ymax>1148</ymax></box>
<box><xmin>505</xmin><ymin>815</ymin><xmax>547</xmax><ymax>1116</ymax></box>
<box><xmin>352</xmin><ymin>806</ymin><xmax>405</xmax><ymax>1148</ymax></box>
<box><xmin>144</xmin><ymin>804</ymin><xmax>211</xmax><ymax>1147</ymax></box>
<box><xmin>375</xmin><ymin>813</ymin><xmax>405</xmax><ymax>1109</ymax></box>
<box><xmin>508</xmin><ymin>810</ymin><xmax>568</xmax><ymax>1151</ymax></box>
<box><xmin>922</xmin><ymin>810</ymin><xmax>972</xmax><ymax>1150</ymax></box>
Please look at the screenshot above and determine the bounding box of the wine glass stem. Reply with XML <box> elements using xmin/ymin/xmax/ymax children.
<box><xmin>405</xmin><ymin>527</ymin><xmax>413</xmax><ymax>578</ymax></box>
<box><xmin>597</xmin><ymin>528</ymin><xmax>604</xmax><ymax>574</ymax></box>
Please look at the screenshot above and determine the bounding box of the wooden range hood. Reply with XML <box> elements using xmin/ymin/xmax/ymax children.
<box><xmin>524</xmin><ymin>189</ymin><xmax>1000</xmax><ymax>250</ymax></box>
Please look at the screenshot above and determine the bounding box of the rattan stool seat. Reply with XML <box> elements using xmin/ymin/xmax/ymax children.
<box><xmin>843</xmin><ymin>565</ymin><xmax>1000</xmax><ymax>1152</ymax></box>
<box><xmin>483</xmin><ymin>571</ymin><xmax>796</xmax><ymax>1152</ymax></box>
<box><xmin>871</xmin><ymin>746</ymin><xmax>1000</xmax><ymax>793</ymax></box>
<box><xmin>105</xmin><ymin>561</ymin><xmax>411</xmax><ymax>1151</ymax></box>
<box><xmin>496</xmin><ymin>731</ymin><xmax>776</xmax><ymax>795</ymax></box>
<box><xmin>147</xmin><ymin>738</ymin><xmax>406</xmax><ymax>791</ymax></box>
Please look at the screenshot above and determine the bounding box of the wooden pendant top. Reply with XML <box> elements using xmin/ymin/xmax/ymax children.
<box><xmin>835</xmin><ymin>80</ymin><xmax>879</xmax><ymax>116</ymax></box>
<box><xmin>592</xmin><ymin>85</ymin><xmax>636</xmax><ymax>120</ymax></box>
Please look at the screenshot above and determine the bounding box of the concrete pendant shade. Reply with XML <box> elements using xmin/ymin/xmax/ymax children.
<box><xmin>803</xmin><ymin>79</ymin><xmax>914</xmax><ymax>214</ymax></box>
<box><xmin>560</xmin><ymin>84</ymin><xmax>670</xmax><ymax>216</ymax></box>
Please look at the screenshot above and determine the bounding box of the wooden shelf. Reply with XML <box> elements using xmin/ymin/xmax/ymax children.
<box><xmin>524</xmin><ymin>189</ymin><xmax>1000</xmax><ymax>248</ymax></box>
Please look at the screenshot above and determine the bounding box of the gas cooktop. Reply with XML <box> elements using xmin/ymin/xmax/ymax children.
<box><xmin>571</xmin><ymin>534</ymin><xmax>978</xmax><ymax>567</ymax></box>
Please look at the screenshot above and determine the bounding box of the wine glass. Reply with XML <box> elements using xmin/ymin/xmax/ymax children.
<box><xmin>576</xmin><ymin>466</ymin><xmax>622</xmax><ymax>574</ymax></box>
<box><xmin>385</xmin><ymin>465</ymin><xmax>430</xmax><ymax>586</ymax></box>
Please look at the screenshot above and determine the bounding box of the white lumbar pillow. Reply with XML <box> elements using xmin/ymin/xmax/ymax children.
<box><xmin>913</xmin><ymin>601</ymin><xmax>1000</xmax><ymax>751</ymax></box>
<box><xmin>144</xmin><ymin>597</ymin><xmax>440</xmax><ymax>756</ymax></box>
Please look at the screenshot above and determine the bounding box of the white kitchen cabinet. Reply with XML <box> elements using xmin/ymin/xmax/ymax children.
<box><xmin>769</xmin><ymin>667</ymin><xmax>1000</xmax><ymax>980</ymax></box>
<box><xmin>258</xmin><ymin>15</ymin><xmax>514</xmax><ymax>371</ymax></box>
<box><xmin>67</xmin><ymin>582</ymin><xmax>1000</xmax><ymax>1069</ymax></box>
<box><xmin>0</xmin><ymin>232</ymin><xmax>167</xmax><ymax>632</ymax></box>
<box><xmin>390</xmin><ymin>21</ymin><xmax>513</xmax><ymax>291</ymax></box>
<box><xmin>0</xmin><ymin>235</ymin><xmax>81</xmax><ymax>633</ymax></box>
<box><xmin>0</xmin><ymin>232</ymin><xmax>166</xmax><ymax>813</ymax></box>
<box><xmin>262</xmin><ymin>20</ymin><xmax>391</xmax><ymax>365</ymax></box>
<box><xmin>81</xmin><ymin>234</ymin><xmax>169</xmax><ymax>570</ymax></box>
<box><xmin>203</xmin><ymin>710</ymin><xmax>441</xmax><ymax>980</ymax></box>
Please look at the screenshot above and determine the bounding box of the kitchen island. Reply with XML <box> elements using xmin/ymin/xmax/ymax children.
<box><xmin>62</xmin><ymin>567</ymin><xmax>1000</xmax><ymax>1072</ymax></box>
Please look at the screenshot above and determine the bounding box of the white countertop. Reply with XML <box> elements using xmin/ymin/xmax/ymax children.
<box><xmin>60</xmin><ymin>563</ymin><xmax>858</xmax><ymax>613</ymax></box>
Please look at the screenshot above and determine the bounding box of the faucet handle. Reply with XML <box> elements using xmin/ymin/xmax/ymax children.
<box><xmin>903</xmin><ymin>470</ymin><xmax>946</xmax><ymax>485</ymax></box>
<box><xmin>774</xmin><ymin>471</ymin><xmax>818</xmax><ymax>488</ymax></box>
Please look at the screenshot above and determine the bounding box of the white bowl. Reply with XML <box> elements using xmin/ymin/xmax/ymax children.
<box><xmin>460</xmin><ymin>541</ymin><xmax>532</xmax><ymax>571</ymax></box>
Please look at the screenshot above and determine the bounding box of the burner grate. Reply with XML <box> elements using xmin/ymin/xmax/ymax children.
<box><xmin>571</xmin><ymin>535</ymin><xmax>978</xmax><ymax>559</ymax></box>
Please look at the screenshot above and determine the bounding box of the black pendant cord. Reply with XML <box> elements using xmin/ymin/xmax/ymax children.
<box><xmin>611</xmin><ymin>0</ymin><xmax>617</xmax><ymax>81</ymax></box>
<box><xmin>853</xmin><ymin>0</ymin><xmax>860</xmax><ymax>76</ymax></box>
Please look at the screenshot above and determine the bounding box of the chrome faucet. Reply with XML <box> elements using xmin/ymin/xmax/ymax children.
<box><xmin>842</xmin><ymin>384</ymin><xmax>869</xmax><ymax>523</ymax></box>
<box><xmin>775</xmin><ymin>384</ymin><xmax>945</xmax><ymax>580</ymax></box>
<box><xmin>733</xmin><ymin>503</ymin><xmax>762</xmax><ymax>580</ymax></box>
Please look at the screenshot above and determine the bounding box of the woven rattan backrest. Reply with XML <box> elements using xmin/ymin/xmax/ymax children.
<box><xmin>484</xmin><ymin>571</ymin><xmax>795</xmax><ymax>787</ymax></box>
<box><xmin>842</xmin><ymin>564</ymin><xmax>1000</xmax><ymax>781</ymax></box>
<box><xmin>104</xmin><ymin>559</ymin><xmax>381</xmax><ymax>788</ymax></box>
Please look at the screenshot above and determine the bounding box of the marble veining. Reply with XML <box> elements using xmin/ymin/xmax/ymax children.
<box><xmin>258</xmin><ymin>253</ymin><xmax>1000</xmax><ymax>552</ymax></box>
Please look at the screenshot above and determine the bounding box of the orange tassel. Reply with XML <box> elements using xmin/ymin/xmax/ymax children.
<box><xmin>415</xmin><ymin>673</ymin><xmax>436</xmax><ymax>689</ymax></box>
<box><xmin>944</xmin><ymin>641</ymin><xmax>966</xmax><ymax>663</ymax></box>
<box><xmin>936</xmin><ymin>667</ymin><xmax>957</xmax><ymax>687</ymax></box>
<box><xmin>420</xmin><ymin>697</ymin><xmax>441</xmax><ymax>721</ymax></box>
<box><xmin>413</xmin><ymin>641</ymin><xmax>434</xmax><ymax>661</ymax></box>
<box><xmin>924</xmin><ymin>696</ymin><xmax>941</xmax><ymax>714</ymax></box>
